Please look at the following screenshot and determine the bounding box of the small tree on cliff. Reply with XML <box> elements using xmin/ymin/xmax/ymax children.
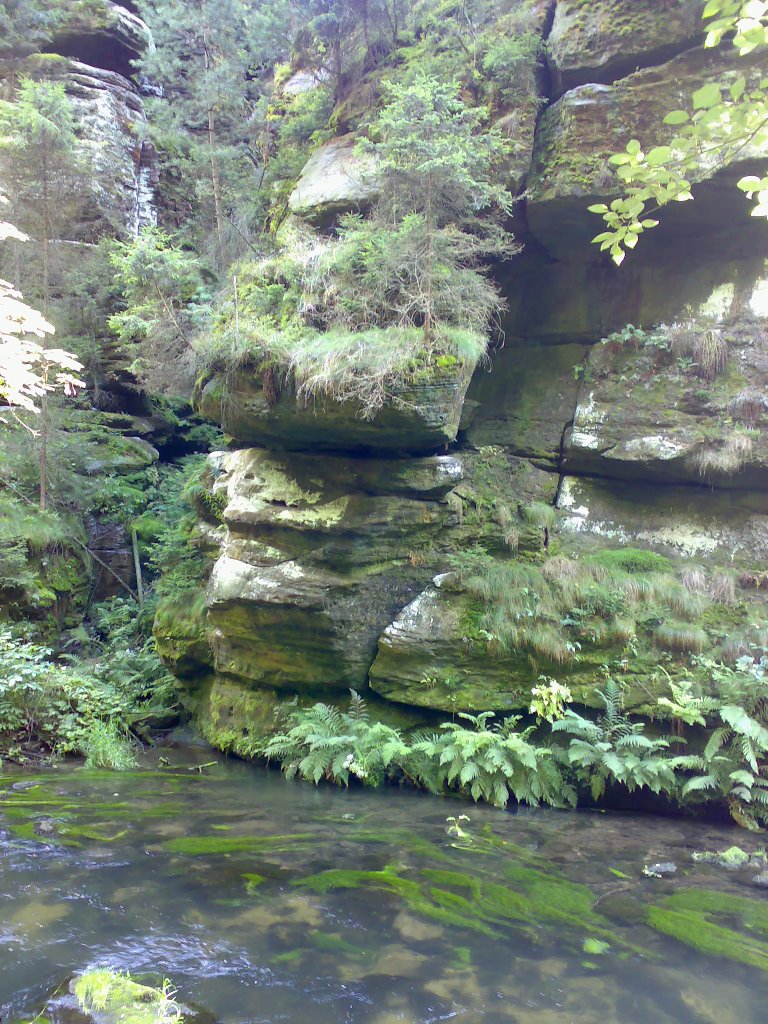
<box><xmin>0</xmin><ymin>0</ymin><xmax>65</xmax><ymax>98</ymax></box>
<box><xmin>329</xmin><ymin>73</ymin><xmax>518</xmax><ymax>342</ymax></box>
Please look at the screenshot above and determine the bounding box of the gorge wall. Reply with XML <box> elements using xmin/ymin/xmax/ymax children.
<box><xmin>161</xmin><ymin>0</ymin><xmax>768</xmax><ymax>747</ymax></box>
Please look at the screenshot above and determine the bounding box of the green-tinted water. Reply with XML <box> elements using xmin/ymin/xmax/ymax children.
<box><xmin>1</xmin><ymin>742</ymin><xmax>767</xmax><ymax>1022</ymax></box>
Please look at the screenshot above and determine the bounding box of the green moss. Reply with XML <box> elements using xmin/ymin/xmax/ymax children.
<box><xmin>647</xmin><ymin>889</ymin><xmax>768</xmax><ymax>971</ymax></box>
<box><xmin>590</xmin><ymin>548</ymin><xmax>672</xmax><ymax>573</ymax></box>
<box><xmin>163</xmin><ymin>833</ymin><xmax>313</xmax><ymax>855</ymax></box>
<box><xmin>294</xmin><ymin>861</ymin><xmax>633</xmax><ymax>948</ymax></box>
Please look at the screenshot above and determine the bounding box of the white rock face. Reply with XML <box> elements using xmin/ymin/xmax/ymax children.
<box><xmin>53</xmin><ymin>60</ymin><xmax>156</xmax><ymax>238</ymax></box>
<box><xmin>288</xmin><ymin>135</ymin><xmax>378</xmax><ymax>223</ymax></box>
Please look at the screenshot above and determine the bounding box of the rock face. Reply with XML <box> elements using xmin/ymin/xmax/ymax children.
<box><xmin>547</xmin><ymin>0</ymin><xmax>702</xmax><ymax>95</ymax></box>
<box><xmin>19</xmin><ymin>1</ymin><xmax>156</xmax><ymax>240</ymax></box>
<box><xmin>563</xmin><ymin>265</ymin><xmax>768</xmax><ymax>488</ymax></box>
<box><xmin>528</xmin><ymin>45</ymin><xmax>768</xmax><ymax>260</ymax></box>
<box><xmin>163</xmin><ymin>0</ymin><xmax>768</xmax><ymax>748</ymax></box>
<box><xmin>49</xmin><ymin>0</ymin><xmax>153</xmax><ymax>78</ymax></box>
<box><xmin>204</xmin><ymin>448</ymin><xmax>462</xmax><ymax>692</ymax></box>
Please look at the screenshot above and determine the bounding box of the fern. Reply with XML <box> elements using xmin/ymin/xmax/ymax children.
<box><xmin>553</xmin><ymin>679</ymin><xmax>682</xmax><ymax>801</ymax></box>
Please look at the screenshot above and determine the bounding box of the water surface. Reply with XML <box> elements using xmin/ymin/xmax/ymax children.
<box><xmin>1</xmin><ymin>743</ymin><xmax>767</xmax><ymax>1022</ymax></box>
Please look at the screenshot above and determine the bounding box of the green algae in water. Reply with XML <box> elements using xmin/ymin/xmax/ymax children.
<box><xmin>293</xmin><ymin>866</ymin><xmax>498</xmax><ymax>936</ymax></box>
<box><xmin>243</xmin><ymin>872</ymin><xmax>266</xmax><ymax>892</ymax></box>
<box><xmin>647</xmin><ymin>887</ymin><xmax>768</xmax><ymax>970</ymax></box>
<box><xmin>163</xmin><ymin>833</ymin><xmax>313</xmax><ymax>855</ymax></box>
<box><xmin>293</xmin><ymin>862</ymin><xmax>634</xmax><ymax>949</ymax></box>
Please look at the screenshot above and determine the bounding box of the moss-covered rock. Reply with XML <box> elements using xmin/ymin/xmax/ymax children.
<box><xmin>527</xmin><ymin>46</ymin><xmax>768</xmax><ymax>260</ymax></box>
<box><xmin>557</xmin><ymin>474</ymin><xmax>768</xmax><ymax>569</ymax></box>
<box><xmin>203</xmin><ymin>448</ymin><xmax>464</xmax><ymax>692</ymax></box>
<box><xmin>197</xmin><ymin>363</ymin><xmax>476</xmax><ymax>453</ymax></box>
<box><xmin>464</xmin><ymin>342</ymin><xmax>587</xmax><ymax>466</ymax></box>
<box><xmin>548</xmin><ymin>0</ymin><xmax>702</xmax><ymax>96</ymax></box>
<box><xmin>563</xmin><ymin>272</ymin><xmax>768</xmax><ymax>488</ymax></box>
<box><xmin>287</xmin><ymin>133</ymin><xmax>378</xmax><ymax>225</ymax></box>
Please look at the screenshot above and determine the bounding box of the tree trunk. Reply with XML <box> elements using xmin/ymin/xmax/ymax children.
<box><xmin>207</xmin><ymin>105</ymin><xmax>225</xmax><ymax>262</ymax></box>
<box><xmin>424</xmin><ymin>172</ymin><xmax>433</xmax><ymax>343</ymax></box>
<box><xmin>203</xmin><ymin>30</ymin><xmax>225</xmax><ymax>263</ymax></box>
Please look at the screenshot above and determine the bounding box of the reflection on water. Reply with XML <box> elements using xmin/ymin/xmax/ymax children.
<box><xmin>1</xmin><ymin>742</ymin><xmax>767</xmax><ymax>1023</ymax></box>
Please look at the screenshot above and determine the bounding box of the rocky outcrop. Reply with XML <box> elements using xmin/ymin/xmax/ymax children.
<box><xmin>18</xmin><ymin>0</ymin><xmax>156</xmax><ymax>240</ymax></box>
<box><xmin>24</xmin><ymin>55</ymin><xmax>156</xmax><ymax>239</ymax></box>
<box><xmin>49</xmin><ymin>0</ymin><xmax>152</xmax><ymax>78</ymax></box>
<box><xmin>563</xmin><ymin>266</ymin><xmax>768</xmax><ymax>488</ymax></box>
<box><xmin>203</xmin><ymin>448</ymin><xmax>462</xmax><ymax>692</ymax></box>
<box><xmin>197</xmin><ymin>363</ymin><xmax>476</xmax><ymax>454</ymax></box>
<box><xmin>547</xmin><ymin>0</ymin><xmax>702</xmax><ymax>95</ymax></box>
<box><xmin>288</xmin><ymin>134</ymin><xmax>378</xmax><ymax>225</ymax></box>
<box><xmin>172</xmin><ymin>0</ymin><xmax>768</xmax><ymax>745</ymax></box>
<box><xmin>528</xmin><ymin>45</ymin><xmax>768</xmax><ymax>260</ymax></box>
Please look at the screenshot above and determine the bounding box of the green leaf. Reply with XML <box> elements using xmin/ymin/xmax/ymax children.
<box><xmin>730</xmin><ymin>76</ymin><xmax>747</xmax><ymax>101</ymax></box>
<box><xmin>663</xmin><ymin>110</ymin><xmax>690</xmax><ymax>125</ymax></box>
<box><xmin>692</xmin><ymin>83</ymin><xmax>722</xmax><ymax>110</ymax></box>
<box><xmin>587</xmin><ymin>203</ymin><xmax>610</xmax><ymax>213</ymax></box>
<box><xmin>646</xmin><ymin>145</ymin><xmax>672</xmax><ymax>166</ymax></box>
<box><xmin>626</xmin><ymin>139</ymin><xmax>642</xmax><ymax>155</ymax></box>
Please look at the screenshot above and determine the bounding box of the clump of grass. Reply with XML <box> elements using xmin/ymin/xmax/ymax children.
<box><xmin>589</xmin><ymin>547</ymin><xmax>671</xmax><ymax>574</ymax></box>
<box><xmin>689</xmin><ymin>431</ymin><xmax>754</xmax><ymax>477</ymax></box>
<box><xmin>460</xmin><ymin>548</ymin><xmax>712</xmax><ymax>666</ymax></box>
<box><xmin>521</xmin><ymin>501</ymin><xmax>559</xmax><ymax>530</ymax></box>
<box><xmin>667</xmin><ymin>322</ymin><xmax>728</xmax><ymax>379</ymax></box>
<box><xmin>729</xmin><ymin>389</ymin><xmax>767</xmax><ymax>426</ymax></box>
<box><xmin>81</xmin><ymin>720</ymin><xmax>137</xmax><ymax>771</ymax></box>
<box><xmin>654</xmin><ymin>622</ymin><xmax>708</xmax><ymax>654</ymax></box>
<box><xmin>709</xmin><ymin>572</ymin><xmax>737</xmax><ymax>605</ymax></box>
<box><xmin>287</xmin><ymin>326</ymin><xmax>486</xmax><ymax>417</ymax></box>
<box><xmin>494</xmin><ymin>506</ymin><xmax>519</xmax><ymax>551</ymax></box>
<box><xmin>681</xmin><ymin>568</ymin><xmax>708</xmax><ymax>594</ymax></box>
<box><xmin>542</xmin><ymin>555</ymin><xmax>579</xmax><ymax>582</ymax></box>
<box><xmin>667</xmin><ymin>320</ymin><xmax>699</xmax><ymax>359</ymax></box>
<box><xmin>738</xmin><ymin>570</ymin><xmax>768</xmax><ymax>591</ymax></box>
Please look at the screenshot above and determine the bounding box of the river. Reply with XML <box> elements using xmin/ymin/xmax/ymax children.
<box><xmin>1</xmin><ymin>741</ymin><xmax>767</xmax><ymax>1023</ymax></box>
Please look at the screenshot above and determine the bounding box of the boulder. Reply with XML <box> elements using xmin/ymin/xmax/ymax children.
<box><xmin>548</xmin><ymin>0</ymin><xmax>702</xmax><ymax>96</ymax></box>
<box><xmin>527</xmin><ymin>46</ymin><xmax>768</xmax><ymax>260</ymax></box>
<box><xmin>288</xmin><ymin>134</ymin><xmax>378</xmax><ymax>225</ymax></box>
<box><xmin>196</xmin><ymin>362</ymin><xmax>476</xmax><ymax>454</ymax></box>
